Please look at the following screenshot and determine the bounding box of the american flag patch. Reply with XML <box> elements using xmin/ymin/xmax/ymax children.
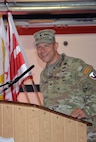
<box><xmin>89</xmin><ymin>71</ymin><xmax>96</xmax><ymax>80</ymax></box>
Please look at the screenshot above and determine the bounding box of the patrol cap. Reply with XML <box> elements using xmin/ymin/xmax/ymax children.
<box><xmin>34</xmin><ymin>29</ymin><xmax>55</xmax><ymax>45</ymax></box>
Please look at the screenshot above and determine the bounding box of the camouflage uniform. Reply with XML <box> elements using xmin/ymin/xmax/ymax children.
<box><xmin>40</xmin><ymin>53</ymin><xmax>96</xmax><ymax>142</ymax></box>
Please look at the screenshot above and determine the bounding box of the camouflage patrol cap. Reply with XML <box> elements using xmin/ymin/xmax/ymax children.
<box><xmin>34</xmin><ymin>29</ymin><xmax>55</xmax><ymax>45</ymax></box>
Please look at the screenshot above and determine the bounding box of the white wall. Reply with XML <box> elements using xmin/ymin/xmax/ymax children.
<box><xmin>20</xmin><ymin>34</ymin><xmax>96</xmax><ymax>84</ymax></box>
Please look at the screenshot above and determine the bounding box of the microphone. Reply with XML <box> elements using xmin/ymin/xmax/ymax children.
<box><xmin>8</xmin><ymin>65</ymin><xmax>35</xmax><ymax>87</ymax></box>
<box><xmin>0</xmin><ymin>65</ymin><xmax>35</xmax><ymax>93</ymax></box>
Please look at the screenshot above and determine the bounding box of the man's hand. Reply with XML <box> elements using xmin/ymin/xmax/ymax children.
<box><xmin>71</xmin><ymin>108</ymin><xmax>87</xmax><ymax>119</ymax></box>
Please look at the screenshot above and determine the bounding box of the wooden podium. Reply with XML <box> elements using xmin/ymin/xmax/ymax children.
<box><xmin>0</xmin><ymin>101</ymin><xmax>91</xmax><ymax>142</ymax></box>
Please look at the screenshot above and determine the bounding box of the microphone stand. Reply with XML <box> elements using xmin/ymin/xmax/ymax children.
<box><xmin>0</xmin><ymin>65</ymin><xmax>35</xmax><ymax>95</ymax></box>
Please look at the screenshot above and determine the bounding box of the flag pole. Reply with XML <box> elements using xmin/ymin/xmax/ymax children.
<box><xmin>22</xmin><ymin>85</ymin><xmax>31</xmax><ymax>103</ymax></box>
<box><xmin>31</xmin><ymin>79</ymin><xmax>42</xmax><ymax>106</ymax></box>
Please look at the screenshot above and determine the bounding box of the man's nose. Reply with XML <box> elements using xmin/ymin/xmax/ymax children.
<box><xmin>40</xmin><ymin>46</ymin><xmax>46</xmax><ymax>52</ymax></box>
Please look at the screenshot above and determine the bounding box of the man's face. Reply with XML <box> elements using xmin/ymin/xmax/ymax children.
<box><xmin>36</xmin><ymin>42</ymin><xmax>58</xmax><ymax>65</ymax></box>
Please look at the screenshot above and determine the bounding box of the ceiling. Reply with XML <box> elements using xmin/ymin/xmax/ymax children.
<box><xmin>0</xmin><ymin>0</ymin><xmax>96</xmax><ymax>27</ymax></box>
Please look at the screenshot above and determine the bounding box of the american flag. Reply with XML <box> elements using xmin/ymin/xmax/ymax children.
<box><xmin>4</xmin><ymin>12</ymin><xmax>32</xmax><ymax>101</ymax></box>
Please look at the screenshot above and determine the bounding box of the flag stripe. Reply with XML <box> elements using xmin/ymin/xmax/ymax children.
<box><xmin>10</xmin><ymin>50</ymin><xmax>25</xmax><ymax>80</ymax></box>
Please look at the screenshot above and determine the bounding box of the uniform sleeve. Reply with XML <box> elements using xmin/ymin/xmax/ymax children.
<box><xmin>40</xmin><ymin>72</ymin><xmax>43</xmax><ymax>92</ymax></box>
<box><xmin>76</xmin><ymin>60</ymin><xmax>96</xmax><ymax>118</ymax></box>
<box><xmin>40</xmin><ymin>70</ymin><xmax>45</xmax><ymax>93</ymax></box>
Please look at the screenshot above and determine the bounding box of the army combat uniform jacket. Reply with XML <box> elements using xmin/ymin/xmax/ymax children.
<box><xmin>40</xmin><ymin>53</ymin><xmax>96</xmax><ymax>142</ymax></box>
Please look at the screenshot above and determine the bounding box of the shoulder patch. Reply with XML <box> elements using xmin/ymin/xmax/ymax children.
<box><xmin>83</xmin><ymin>66</ymin><xmax>92</xmax><ymax>75</ymax></box>
<box><xmin>89</xmin><ymin>71</ymin><xmax>96</xmax><ymax>80</ymax></box>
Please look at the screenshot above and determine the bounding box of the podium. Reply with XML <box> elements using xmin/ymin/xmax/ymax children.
<box><xmin>0</xmin><ymin>101</ymin><xmax>91</xmax><ymax>142</ymax></box>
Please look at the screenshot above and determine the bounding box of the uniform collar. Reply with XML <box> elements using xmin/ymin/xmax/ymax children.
<box><xmin>46</xmin><ymin>53</ymin><xmax>65</xmax><ymax>72</ymax></box>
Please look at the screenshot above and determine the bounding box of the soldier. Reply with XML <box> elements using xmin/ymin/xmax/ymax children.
<box><xmin>34</xmin><ymin>29</ymin><xmax>96</xmax><ymax>142</ymax></box>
